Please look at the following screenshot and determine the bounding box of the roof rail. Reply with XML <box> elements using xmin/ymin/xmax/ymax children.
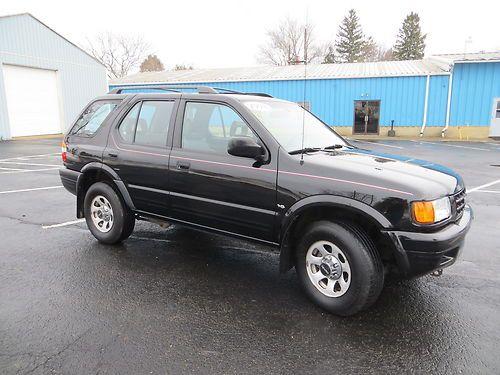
<box><xmin>108</xmin><ymin>85</ymin><xmax>273</xmax><ymax>97</ymax></box>
<box><xmin>109</xmin><ymin>85</ymin><xmax>217</xmax><ymax>94</ymax></box>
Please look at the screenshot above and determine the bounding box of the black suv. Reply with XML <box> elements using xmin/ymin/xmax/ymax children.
<box><xmin>60</xmin><ymin>86</ymin><xmax>472</xmax><ymax>316</ymax></box>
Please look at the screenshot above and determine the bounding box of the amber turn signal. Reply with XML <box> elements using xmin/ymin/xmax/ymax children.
<box><xmin>411</xmin><ymin>201</ymin><xmax>435</xmax><ymax>224</ymax></box>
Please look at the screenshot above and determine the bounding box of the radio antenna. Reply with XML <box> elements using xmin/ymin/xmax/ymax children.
<box><xmin>300</xmin><ymin>11</ymin><xmax>308</xmax><ymax>165</ymax></box>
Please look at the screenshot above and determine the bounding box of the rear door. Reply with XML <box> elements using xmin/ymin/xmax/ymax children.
<box><xmin>168</xmin><ymin>99</ymin><xmax>278</xmax><ymax>242</ymax></box>
<box><xmin>104</xmin><ymin>96</ymin><xmax>179</xmax><ymax>216</ymax></box>
<box><xmin>490</xmin><ymin>98</ymin><xmax>500</xmax><ymax>137</ymax></box>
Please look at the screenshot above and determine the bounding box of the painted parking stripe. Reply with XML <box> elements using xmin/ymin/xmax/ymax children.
<box><xmin>468</xmin><ymin>179</ymin><xmax>500</xmax><ymax>192</ymax></box>
<box><xmin>0</xmin><ymin>167</ymin><xmax>60</xmax><ymax>174</ymax></box>
<box><xmin>42</xmin><ymin>219</ymin><xmax>85</xmax><ymax>229</ymax></box>
<box><xmin>0</xmin><ymin>161</ymin><xmax>61</xmax><ymax>167</ymax></box>
<box><xmin>0</xmin><ymin>167</ymin><xmax>26</xmax><ymax>171</ymax></box>
<box><xmin>410</xmin><ymin>140</ymin><xmax>490</xmax><ymax>151</ymax></box>
<box><xmin>0</xmin><ymin>152</ymin><xmax>60</xmax><ymax>161</ymax></box>
<box><xmin>350</xmin><ymin>139</ymin><xmax>404</xmax><ymax>149</ymax></box>
<box><xmin>0</xmin><ymin>185</ymin><xmax>63</xmax><ymax>195</ymax></box>
<box><xmin>469</xmin><ymin>190</ymin><xmax>500</xmax><ymax>194</ymax></box>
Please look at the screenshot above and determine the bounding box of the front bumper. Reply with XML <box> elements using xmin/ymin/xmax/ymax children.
<box><xmin>385</xmin><ymin>205</ymin><xmax>473</xmax><ymax>278</ymax></box>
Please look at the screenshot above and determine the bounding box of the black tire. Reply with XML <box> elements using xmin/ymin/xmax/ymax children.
<box><xmin>295</xmin><ymin>220</ymin><xmax>384</xmax><ymax>316</ymax></box>
<box><xmin>83</xmin><ymin>182</ymin><xmax>135</xmax><ymax>244</ymax></box>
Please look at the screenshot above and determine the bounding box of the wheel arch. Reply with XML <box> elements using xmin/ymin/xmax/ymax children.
<box><xmin>279</xmin><ymin>195</ymin><xmax>394</xmax><ymax>273</ymax></box>
<box><xmin>76</xmin><ymin>163</ymin><xmax>135</xmax><ymax>218</ymax></box>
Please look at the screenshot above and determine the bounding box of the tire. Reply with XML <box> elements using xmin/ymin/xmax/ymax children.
<box><xmin>83</xmin><ymin>182</ymin><xmax>135</xmax><ymax>244</ymax></box>
<box><xmin>295</xmin><ymin>220</ymin><xmax>384</xmax><ymax>316</ymax></box>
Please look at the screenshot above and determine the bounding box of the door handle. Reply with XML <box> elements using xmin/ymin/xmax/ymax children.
<box><xmin>107</xmin><ymin>152</ymin><xmax>118</xmax><ymax>158</ymax></box>
<box><xmin>177</xmin><ymin>161</ymin><xmax>190</xmax><ymax>170</ymax></box>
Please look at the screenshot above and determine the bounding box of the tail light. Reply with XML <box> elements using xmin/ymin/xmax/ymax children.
<box><xmin>61</xmin><ymin>141</ymin><xmax>67</xmax><ymax>162</ymax></box>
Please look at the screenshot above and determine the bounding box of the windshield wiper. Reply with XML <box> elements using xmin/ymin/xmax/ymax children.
<box><xmin>323</xmin><ymin>144</ymin><xmax>344</xmax><ymax>150</ymax></box>
<box><xmin>289</xmin><ymin>144</ymin><xmax>352</xmax><ymax>155</ymax></box>
<box><xmin>288</xmin><ymin>147</ymin><xmax>322</xmax><ymax>155</ymax></box>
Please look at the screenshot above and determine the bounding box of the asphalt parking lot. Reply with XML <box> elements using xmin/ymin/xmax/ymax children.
<box><xmin>1</xmin><ymin>138</ymin><xmax>499</xmax><ymax>374</ymax></box>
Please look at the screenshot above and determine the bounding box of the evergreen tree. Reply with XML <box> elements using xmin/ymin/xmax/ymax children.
<box><xmin>322</xmin><ymin>45</ymin><xmax>336</xmax><ymax>64</ymax></box>
<box><xmin>335</xmin><ymin>9</ymin><xmax>365</xmax><ymax>63</ymax></box>
<box><xmin>393</xmin><ymin>12</ymin><xmax>426</xmax><ymax>60</ymax></box>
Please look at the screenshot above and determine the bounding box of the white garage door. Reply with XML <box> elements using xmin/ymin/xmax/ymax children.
<box><xmin>3</xmin><ymin>64</ymin><xmax>62</xmax><ymax>137</ymax></box>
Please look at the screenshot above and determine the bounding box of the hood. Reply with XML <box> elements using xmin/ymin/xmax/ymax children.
<box><xmin>301</xmin><ymin>148</ymin><xmax>463</xmax><ymax>199</ymax></box>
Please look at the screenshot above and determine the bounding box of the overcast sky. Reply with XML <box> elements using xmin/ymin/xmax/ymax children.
<box><xmin>2</xmin><ymin>0</ymin><xmax>499</xmax><ymax>71</ymax></box>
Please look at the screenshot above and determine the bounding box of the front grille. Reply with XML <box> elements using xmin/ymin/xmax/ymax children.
<box><xmin>453</xmin><ymin>189</ymin><xmax>466</xmax><ymax>221</ymax></box>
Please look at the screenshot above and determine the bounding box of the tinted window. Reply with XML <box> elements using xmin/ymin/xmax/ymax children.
<box><xmin>71</xmin><ymin>100</ymin><xmax>119</xmax><ymax>136</ymax></box>
<box><xmin>182</xmin><ymin>102</ymin><xmax>257</xmax><ymax>155</ymax></box>
<box><xmin>118</xmin><ymin>101</ymin><xmax>174</xmax><ymax>147</ymax></box>
<box><xmin>119</xmin><ymin>103</ymin><xmax>140</xmax><ymax>143</ymax></box>
<box><xmin>135</xmin><ymin>101</ymin><xmax>174</xmax><ymax>147</ymax></box>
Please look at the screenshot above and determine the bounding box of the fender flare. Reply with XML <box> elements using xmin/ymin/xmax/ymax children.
<box><xmin>278</xmin><ymin>195</ymin><xmax>392</xmax><ymax>273</ymax></box>
<box><xmin>76</xmin><ymin>163</ymin><xmax>135</xmax><ymax>217</ymax></box>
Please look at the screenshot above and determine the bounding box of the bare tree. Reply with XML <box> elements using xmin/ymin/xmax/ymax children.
<box><xmin>87</xmin><ymin>32</ymin><xmax>150</xmax><ymax>79</ymax></box>
<box><xmin>258</xmin><ymin>17</ymin><xmax>322</xmax><ymax>66</ymax></box>
<box><xmin>377</xmin><ymin>46</ymin><xmax>394</xmax><ymax>61</ymax></box>
<box><xmin>140</xmin><ymin>55</ymin><xmax>164</xmax><ymax>72</ymax></box>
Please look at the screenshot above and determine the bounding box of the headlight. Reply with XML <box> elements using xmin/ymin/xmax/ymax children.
<box><xmin>411</xmin><ymin>197</ymin><xmax>451</xmax><ymax>224</ymax></box>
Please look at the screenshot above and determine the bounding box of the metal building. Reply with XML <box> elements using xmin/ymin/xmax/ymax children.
<box><xmin>0</xmin><ymin>13</ymin><xmax>107</xmax><ymax>140</ymax></box>
<box><xmin>111</xmin><ymin>52</ymin><xmax>500</xmax><ymax>139</ymax></box>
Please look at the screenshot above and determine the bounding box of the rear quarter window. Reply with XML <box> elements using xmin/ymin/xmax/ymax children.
<box><xmin>70</xmin><ymin>100</ymin><xmax>120</xmax><ymax>136</ymax></box>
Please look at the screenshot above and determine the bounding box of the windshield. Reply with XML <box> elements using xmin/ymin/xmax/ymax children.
<box><xmin>243</xmin><ymin>100</ymin><xmax>347</xmax><ymax>152</ymax></box>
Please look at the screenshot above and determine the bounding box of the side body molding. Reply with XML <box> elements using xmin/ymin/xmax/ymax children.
<box><xmin>76</xmin><ymin>162</ymin><xmax>135</xmax><ymax>218</ymax></box>
<box><xmin>278</xmin><ymin>195</ymin><xmax>393</xmax><ymax>273</ymax></box>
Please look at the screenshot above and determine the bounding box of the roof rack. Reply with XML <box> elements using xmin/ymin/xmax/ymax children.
<box><xmin>108</xmin><ymin>85</ymin><xmax>273</xmax><ymax>97</ymax></box>
<box><xmin>109</xmin><ymin>85</ymin><xmax>217</xmax><ymax>94</ymax></box>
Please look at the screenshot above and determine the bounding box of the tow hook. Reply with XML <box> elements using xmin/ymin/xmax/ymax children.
<box><xmin>431</xmin><ymin>269</ymin><xmax>443</xmax><ymax>277</ymax></box>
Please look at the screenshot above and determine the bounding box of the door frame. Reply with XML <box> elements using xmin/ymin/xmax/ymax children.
<box><xmin>352</xmin><ymin>100</ymin><xmax>381</xmax><ymax>135</ymax></box>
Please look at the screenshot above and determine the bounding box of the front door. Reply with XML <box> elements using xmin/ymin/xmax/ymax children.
<box><xmin>353</xmin><ymin>101</ymin><xmax>380</xmax><ymax>134</ymax></box>
<box><xmin>489</xmin><ymin>98</ymin><xmax>500</xmax><ymax>137</ymax></box>
<box><xmin>168</xmin><ymin>100</ymin><xmax>277</xmax><ymax>242</ymax></box>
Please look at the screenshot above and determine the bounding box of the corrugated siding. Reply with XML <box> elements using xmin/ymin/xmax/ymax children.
<box><xmin>450</xmin><ymin>62</ymin><xmax>500</xmax><ymax>126</ymax></box>
<box><xmin>426</xmin><ymin>75</ymin><xmax>449</xmax><ymax>126</ymax></box>
<box><xmin>0</xmin><ymin>14</ymin><xmax>107</xmax><ymax>139</ymax></box>
<box><xmin>112</xmin><ymin>75</ymin><xmax>450</xmax><ymax>127</ymax></box>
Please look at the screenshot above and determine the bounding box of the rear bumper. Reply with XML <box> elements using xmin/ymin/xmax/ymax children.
<box><xmin>386</xmin><ymin>205</ymin><xmax>473</xmax><ymax>278</ymax></box>
<box><xmin>59</xmin><ymin>168</ymin><xmax>80</xmax><ymax>196</ymax></box>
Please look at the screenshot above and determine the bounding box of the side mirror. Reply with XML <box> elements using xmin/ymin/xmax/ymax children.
<box><xmin>227</xmin><ymin>137</ymin><xmax>264</xmax><ymax>159</ymax></box>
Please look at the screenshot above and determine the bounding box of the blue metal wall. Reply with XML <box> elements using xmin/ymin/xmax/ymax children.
<box><xmin>111</xmin><ymin>76</ymin><xmax>450</xmax><ymax>127</ymax></box>
<box><xmin>110</xmin><ymin>62</ymin><xmax>500</xmax><ymax>128</ymax></box>
<box><xmin>450</xmin><ymin>62</ymin><xmax>500</xmax><ymax>126</ymax></box>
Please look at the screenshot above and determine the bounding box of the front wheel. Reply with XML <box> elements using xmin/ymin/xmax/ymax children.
<box><xmin>83</xmin><ymin>182</ymin><xmax>135</xmax><ymax>244</ymax></box>
<box><xmin>295</xmin><ymin>221</ymin><xmax>384</xmax><ymax>316</ymax></box>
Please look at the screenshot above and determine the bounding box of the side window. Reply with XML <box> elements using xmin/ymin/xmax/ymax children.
<box><xmin>118</xmin><ymin>103</ymin><xmax>140</xmax><ymax>143</ymax></box>
<box><xmin>182</xmin><ymin>102</ymin><xmax>257</xmax><ymax>155</ymax></box>
<box><xmin>118</xmin><ymin>101</ymin><xmax>174</xmax><ymax>147</ymax></box>
<box><xmin>71</xmin><ymin>100</ymin><xmax>119</xmax><ymax>136</ymax></box>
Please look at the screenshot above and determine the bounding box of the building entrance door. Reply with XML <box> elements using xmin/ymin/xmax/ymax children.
<box><xmin>489</xmin><ymin>98</ymin><xmax>500</xmax><ymax>138</ymax></box>
<box><xmin>353</xmin><ymin>100</ymin><xmax>380</xmax><ymax>134</ymax></box>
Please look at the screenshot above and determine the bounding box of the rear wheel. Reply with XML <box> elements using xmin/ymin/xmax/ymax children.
<box><xmin>295</xmin><ymin>220</ymin><xmax>384</xmax><ymax>316</ymax></box>
<box><xmin>84</xmin><ymin>182</ymin><xmax>135</xmax><ymax>244</ymax></box>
